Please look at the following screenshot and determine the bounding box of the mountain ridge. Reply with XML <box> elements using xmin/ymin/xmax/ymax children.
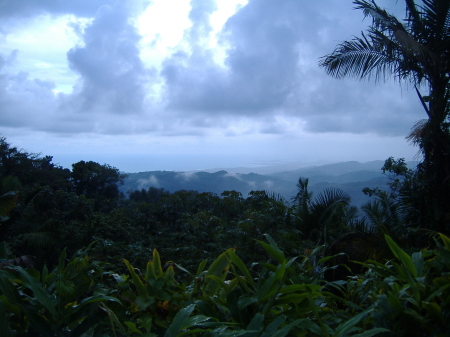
<box><xmin>120</xmin><ymin>160</ymin><xmax>418</xmax><ymax>207</ymax></box>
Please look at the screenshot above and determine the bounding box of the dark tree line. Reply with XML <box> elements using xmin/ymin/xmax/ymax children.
<box><xmin>320</xmin><ymin>0</ymin><xmax>450</xmax><ymax>233</ymax></box>
<box><xmin>1</xmin><ymin>131</ymin><xmax>447</xmax><ymax>273</ymax></box>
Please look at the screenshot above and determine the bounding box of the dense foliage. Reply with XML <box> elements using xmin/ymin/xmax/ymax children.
<box><xmin>0</xmin><ymin>128</ymin><xmax>448</xmax><ymax>336</ymax></box>
<box><xmin>1</xmin><ymin>1</ymin><xmax>449</xmax><ymax>335</ymax></box>
<box><xmin>1</xmin><ymin>231</ymin><xmax>450</xmax><ymax>336</ymax></box>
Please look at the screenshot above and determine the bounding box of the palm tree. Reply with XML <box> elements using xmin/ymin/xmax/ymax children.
<box><xmin>361</xmin><ymin>190</ymin><xmax>402</xmax><ymax>229</ymax></box>
<box><xmin>320</xmin><ymin>0</ymin><xmax>450</xmax><ymax>232</ymax></box>
<box><xmin>292</xmin><ymin>178</ymin><xmax>351</xmax><ymax>245</ymax></box>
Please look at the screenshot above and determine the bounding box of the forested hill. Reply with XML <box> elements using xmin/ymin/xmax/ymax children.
<box><xmin>121</xmin><ymin>170</ymin><xmax>294</xmax><ymax>200</ymax></box>
<box><xmin>120</xmin><ymin>161</ymin><xmax>414</xmax><ymax>207</ymax></box>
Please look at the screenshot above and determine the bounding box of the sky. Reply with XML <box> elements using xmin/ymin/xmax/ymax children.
<box><xmin>0</xmin><ymin>0</ymin><xmax>425</xmax><ymax>172</ymax></box>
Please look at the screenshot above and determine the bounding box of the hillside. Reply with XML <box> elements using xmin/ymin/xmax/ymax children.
<box><xmin>120</xmin><ymin>161</ymin><xmax>410</xmax><ymax>207</ymax></box>
<box><xmin>121</xmin><ymin>170</ymin><xmax>294</xmax><ymax>199</ymax></box>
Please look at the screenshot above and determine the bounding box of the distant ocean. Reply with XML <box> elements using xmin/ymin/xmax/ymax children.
<box><xmin>51</xmin><ymin>153</ymin><xmax>272</xmax><ymax>173</ymax></box>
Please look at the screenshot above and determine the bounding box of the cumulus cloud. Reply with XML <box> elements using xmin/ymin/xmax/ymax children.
<box><xmin>159</xmin><ymin>0</ymin><xmax>423</xmax><ymax>136</ymax></box>
<box><xmin>162</xmin><ymin>0</ymin><xmax>306</xmax><ymax>114</ymax></box>
<box><xmin>63</xmin><ymin>1</ymin><xmax>151</xmax><ymax>117</ymax></box>
<box><xmin>0</xmin><ymin>0</ymin><xmax>426</xmax><ymax>142</ymax></box>
<box><xmin>0</xmin><ymin>0</ymin><xmax>155</xmax><ymax>136</ymax></box>
<box><xmin>0</xmin><ymin>50</ymin><xmax>58</xmax><ymax>129</ymax></box>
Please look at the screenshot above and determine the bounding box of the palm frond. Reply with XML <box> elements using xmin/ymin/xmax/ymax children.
<box><xmin>319</xmin><ymin>33</ymin><xmax>400</xmax><ymax>81</ymax></box>
<box><xmin>420</xmin><ymin>0</ymin><xmax>450</xmax><ymax>41</ymax></box>
<box><xmin>406</xmin><ymin>119</ymin><xmax>429</xmax><ymax>145</ymax></box>
<box><xmin>312</xmin><ymin>188</ymin><xmax>351</xmax><ymax>210</ymax></box>
<box><xmin>321</xmin><ymin>0</ymin><xmax>442</xmax><ymax>85</ymax></box>
<box><xmin>19</xmin><ymin>231</ymin><xmax>59</xmax><ymax>249</ymax></box>
<box><xmin>361</xmin><ymin>191</ymin><xmax>402</xmax><ymax>229</ymax></box>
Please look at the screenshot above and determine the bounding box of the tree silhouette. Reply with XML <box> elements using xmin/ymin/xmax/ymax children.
<box><xmin>320</xmin><ymin>0</ymin><xmax>450</xmax><ymax>232</ymax></box>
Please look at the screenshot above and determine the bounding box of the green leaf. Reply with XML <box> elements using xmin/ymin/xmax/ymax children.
<box><xmin>135</xmin><ymin>296</ymin><xmax>155</xmax><ymax>311</ymax></box>
<box><xmin>438</xmin><ymin>233</ymin><xmax>450</xmax><ymax>251</ymax></box>
<box><xmin>279</xmin><ymin>284</ymin><xmax>322</xmax><ymax>294</ymax></box>
<box><xmin>174</xmin><ymin>262</ymin><xmax>192</xmax><ymax>277</ymax></box>
<box><xmin>204</xmin><ymin>249</ymin><xmax>232</xmax><ymax>296</ymax></box>
<box><xmin>77</xmin><ymin>295</ymin><xmax>122</xmax><ymax>307</ymax></box>
<box><xmin>0</xmin><ymin>271</ymin><xmax>53</xmax><ymax>337</ymax></box>
<box><xmin>164</xmin><ymin>265</ymin><xmax>175</xmax><ymax>281</ymax></box>
<box><xmin>11</xmin><ymin>266</ymin><xmax>58</xmax><ymax>317</ymax></box>
<box><xmin>124</xmin><ymin>259</ymin><xmax>148</xmax><ymax>297</ymax></box>
<box><xmin>260</xmin><ymin>315</ymin><xmax>284</xmax><ymax>337</ymax></box>
<box><xmin>307</xmin><ymin>292</ymin><xmax>329</xmax><ymax>337</ymax></box>
<box><xmin>0</xmin><ymin>300</ymin><xmax>12</xmax><ymax>337</ymax></box>
<box><xmin>124</xmin><ymin>321</ymin><xmax>143</xmax><ymax>335</ymax></box>
<box><xmin>62</xmin><ymin>295</ymin><xmax>123</xmax><ymax>331</ymax></box>
<box><xmin>209</xmin><ymin>326</ymin><xmax>249</xmax><ymax>336</ymax></box>
<box><xmin>41</xmin><ymin>264</ymin><xmax>48</xmax><ymax>283</ymax></box>
<box><xmin>385</xmin><ymin>235</ymin><xmax>417</xmax><ymax>278</ymax></box>
<box><xmin>177</xmin><ymin>328</ymin><xmax>211</xmax><ymax>337</ymax></box>
<box><xmin>318</xmin><ymin>253</ymin><xmax>345</xmax><ymax>265</ymax></box>
<box><xmin>333</xmin><ymin>307</ymin><xmax>373</xmax><ymax>336</ymax></box>
<box><xmin>26</xmin><ymin>268</ymin><xmax>40</xmax><ymax>281</ymax></box>
<box><xmin>263</xmin><ymin>233</ymin><xmax>281</xmax><ymax>251</ymax></box>
<box><xmin>352</xmin><ymin>328</ymin><xmax>391</xmax><ymax>337</ymax></box>
<box><xmin>0</xmin><ymin>271</ymin><xmax>22</xmax><ymax>308</ymax></box>
<box><xmin>276</xmin><ymin>293</ymin><xmax>310</xmax><ymax>305</ymax></box>
<box><xmin>425</xmin><ymin>283</ymin><xmax>450</xmax><ymax>302</ymax></box>
<box><xmin>196</xmin><ymin>259</ymin><xmax>208</xmax><ymax>276</ymax></box>
<box><xmin>246</xmin><ymin>312</ymin><xmax>264</xmax><ymax>335</ymax></box>
<box><xmin>257</xmin><ymin>240</ymin><xmax>285</xmax><ymax>264</ymax></box>
<box><xmin>412</xmin><ymin>252</ymin><xmax>424</xmax><ymax>277</ymax></box>
<box><xmin>238</xmin><ymin>295</ymin><xmax>258</xmax><ymax>310</ymax></box>
<box><xmin>423</xmin><ymin>301</ymin><xmax>444</xmax><ymax>325</ymax></box>
<box><xmin>258</xmin><ymin>273</ymin><xmax>275</xmax><ymax>301</ymax></box>
<box><xmin>206</xmin><ymin>274</ymin><xmax>228</xmax><ymax>289</ymax></box>
<box><xmin>259</xmin><ymin>261</ymin><xmax>286</xmax><ymax>304</ymax></box>
<box><xmin>146</xmin><ymin>261</ymin><xmax>156</xmax><ymax>280</ymax></box>
<box><xmin>99</xmin><ymin>301</ymin><xmax>125</xmax><ymax>335</ymax></box>
<box><xmin>58</xmin><ymin>248</ymin><xmax>67</xmax><ymax>270</ymax></box>
<box><xmin>182</xmin><ymin>314</ymin><xmax>211</xmax><ymax>329</ymax></box>
<box><xmin>152</xmin><ymin>249</ymin><xmax>163</xmax><ymax>277</ymax></box>
<box><xmin>164</xmin><ymin>303</ymin><xmax>196</xmax><ymax>337</ymax></box>
<box><xmin>271</xmin><ymin>319</ymin><xmax>303</xmax><ymax>337</ymax></box>
<box><xmin>294</xmin><ymin>318</ymin><xmax>323</xmax><ymax>335</ymax></box>
<box><xmin>227</xmin><ymin>249</ymin><xmax>256</xmax><ymax>289</ymax></box>
<box><xmin>111</xmin><ymin>273</ymin><xmax>126</xmax><ymax>284</ymax></box>
<box><xmin>260</xmin><ymin>263</ymin><xmax>277</xmax><ymax>272</ymax></box>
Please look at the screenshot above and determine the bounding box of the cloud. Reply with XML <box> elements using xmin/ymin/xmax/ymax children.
<box><xmin>0</xmin><ymin>1</ymin><xmax>155</xmax><ymax>136</ymax></box>
<box><xmin>0</xmin><ymin>0</ymin><xmax>426</xmax><ymax>142</ymax></box>
<box><xmin>0</xmin><ymin>50</ymin><xmax>58</xmax><ymax>129</ymax></box>
<box><xmin>247</xmin><ymin>180</ymin><xmax>256</xmax><ymax>189</ymax></box>
<box><xmin>62</xmin><ymin>1</ymin><xmax>152</xmax><ymax>117</ymax></box>
<box><xmin>263</xmin><ymin>180</ymin><xmax>274</xmax><ymax>189</ymax></box>
<box><xmin>0</xmin><ymin>0</ymin><xmax>117</xmax><ymax>19</ymax></box>
<box><xmin>159</xmin><ymin>0</ymin><xmax>424</xmax><ymax>137</ymax></box>
<box><xmin>177</xmin><ymin>171</ymin><xmax>198</xmax><ymax>181</ymax></box>
<box><xmin>162</xmin><ymin>0</ymin><xmax>306</xmax><ymax>114</ymax></box>
<box><xmin>137</xmin><ymin>175</ymin><xmax>159</xmax><ymax>190</ymax></box>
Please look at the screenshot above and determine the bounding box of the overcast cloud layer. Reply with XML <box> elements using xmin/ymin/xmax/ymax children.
<box><xmin>0</xmin><ymin>0</ymin><xmax>424</xmax><ymax>171</ymax></box>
